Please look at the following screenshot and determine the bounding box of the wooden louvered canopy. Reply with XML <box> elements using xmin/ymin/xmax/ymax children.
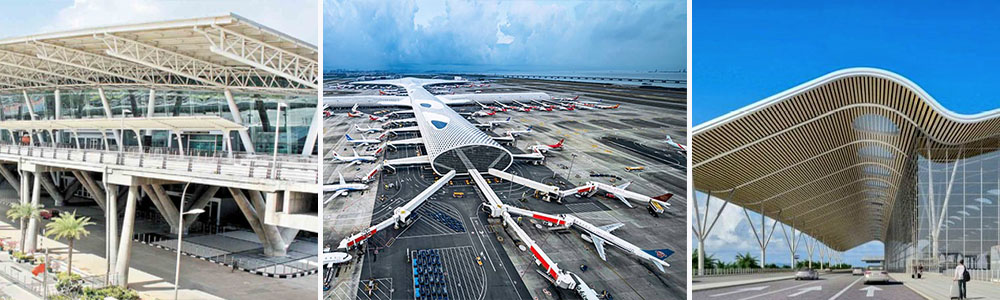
<box><xmin>692</xmin><ymin>68</ymin><xmax>1000</xmax><ymax>251</ymax></box>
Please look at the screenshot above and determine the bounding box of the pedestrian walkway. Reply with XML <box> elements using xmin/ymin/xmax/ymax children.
<box><xmin>894</xmin><ymin>272</ymin><xmax>1000</xmax><ymax>299</ymax></box>
<box><xmin>0</xmin><ymin>220</ymin><xmax>223</xmax><ymax>299</ymax></box>
<box><xmin>692</xmin><ymin>272</ymin><xmax>796</xmax><ymax>291</ymax></box>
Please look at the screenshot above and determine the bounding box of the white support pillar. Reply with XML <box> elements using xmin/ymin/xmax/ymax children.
<box><xmin>72</xmin><ymin>130</ymin><xmax>80</xmax><ymax>148</ymax></box>
<box><xmin>54</xmin><ymin>89</ymin><xmax>61</xmax><ymax>144</ymax></box>
<box><xmin>780</xmin><ymin>219</ymin><xmax>802</xmax><ymax>268</ymax></box>
<box><xmin>302</xmin><ymin>108</ymin><xmax>321</xmax><ymax>156</ymax></box>
<box><xmin>224</xmin><ymin>89</ymin><xmax>255</xmax><ymax>154</ymax></box>
<box><xmin>106</xmin><ymin>184</ymin><xmax>118</xmax><ymax>272</ymax></box>
<box><xmin>805</xmin><ymin>237</ymin><xmax>816</xmax><ymax>269</ymax></box>
<box><xmin>25</xmin><ymin>173</ymin><xmax>41</xmax><ymax>253</ymax></box>
<box><xmin>693</xmin><ymin>190</ymin><xmax>732</xmax><ymax>276</ymax></box>
<box><xmin>223</xmin><ymin>131</ymin><xmax>233</xmax><ymax>158</ymax></box>
<box><xmin>743</xmin><ymin>204</ymin><xmax>778</xmax><ymax>269</ymax></box>
<box><xmin>22</xmin><ymin>90</ymin><xmax>38</xmax><ymax>145</ymax></box>
<box><xmin>98</xmin><ymin>87</ymin><xmax>123</xmax><ymax>147</ymax></box>
<box><xmin>174</xmin><ymin>131</ymin><xmax>184</xmax><ymax>156</ymax></box>
<box><xmin>132</xmin><ymin>129</ymin><xmax>143</xmax><ymax>150</ymax></box>
<box><xmin>146</xmin><ymin>89</ymin><xmax>155</xmax><ymax>118</ymax></box>
<box><xmin>114</xmin><ymin>184</ymin><xmax>139</xmax><ymax>286</ymax></box>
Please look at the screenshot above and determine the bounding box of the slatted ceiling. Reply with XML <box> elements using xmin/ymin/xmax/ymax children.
<box><xmin>693</xmin><ymin>69</ymin><xmax>1000</xmax><ymax>251</ymax></box>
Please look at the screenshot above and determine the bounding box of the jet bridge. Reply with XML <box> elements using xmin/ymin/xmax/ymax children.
<box><xmin>488</xmin><ymin>168</ymin><xmax>574</xmax><ymax>202</ymax></box>
<box><xmin>337</xmin><ymin>170</ymin><xmax>456</xmax><ymax>249</ymax></box>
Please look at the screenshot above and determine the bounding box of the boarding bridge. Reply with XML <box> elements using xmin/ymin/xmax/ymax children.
<box><xmin>488</xmin><ymin>168</ymin><xmax>570</xmax><ymax>202</ymax></box>
<box><xmin>337</xmin><ymin>170</ymin><xmax>456</xmax><ymax>249</ymax></box>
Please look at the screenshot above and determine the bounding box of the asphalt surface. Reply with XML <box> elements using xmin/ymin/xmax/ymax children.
<box><xmin>693</xmin><ymin>273</ymin><xmax>923</xmax><ymax>300</ymax></box>
<box><xmin>323</xmin><ymin>76</ymin><xmax>688</xmax><ymax>299</ymax></box>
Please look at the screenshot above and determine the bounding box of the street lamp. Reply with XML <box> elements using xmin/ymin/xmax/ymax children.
<box><xmin>272</xmin><ymin>103</ymin><xmax>288</xmax><ymax>172</ymax></box>
<box><xmin>173</xmin><ymin>182</ymin><xmax>203</xmax><ymax>300</ymax></box>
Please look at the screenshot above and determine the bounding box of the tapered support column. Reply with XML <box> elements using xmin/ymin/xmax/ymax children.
<box><xmin>72</xmin><ymin>171</ymin><xmax>106</xmax><ymax>209</ymax></box>
<box><xmin>224</xmin><ymin>89</ymin><xmax>255</xmax><ymax>154</ymax></box>
<box><xmin>249</xmin><ymin>190</ymin><xmax>288</xmax><ymax>255</ymax></box>
<box><xmin>151</xmin><ymin>185</ymin><xmax>181</xmax><ymax>233</ymax></box>
<box><xmin>38</xmin><ymin>172</ymin><xmax>65</xmax><ymax>206</ymax></box>
<box><xmin>98</xmin><ymin>87</ymin><xmax>123</xmax><ymax>147</ymax></box>
<box><xmin>182</xmin><ymin>186</ymin><xmax>220</xmax><ymax>230</ymax></box>
<box><xmin>140</xmin><ymin>185</ymin><xmax>177</xmax><ymax>230</ymax></box>
<box><xmin>0</xmin><ymin>166</ymin><xmax>20</xmax><ymax>195</ymax></box>
<box><xmin>114</xmin><ymin>184</ymin><xmax>139</xmax><ymax>286</ymax></box>
<box><xmin>19</xmin><ymin>171</ymin><xmax>29</xmax><ymax>204</ymax></box>
<box><xmin>106</xmin><ymin>184</ymin><xmax>119</xmax><ymax>272</ymax></box>
<box><xmin>228</xmin><ymin>188</ymin><xmax>281</xmax><ymax>256</ymax></box>
<box><xmin>25</xmin><ymin>173</ymin><xmax>41</xmax><ymax>253</ymax></box>
<box><xmin>146</xmin><ymin>89</ymin><xmax>155</xmax><ymax>118</ymax></box>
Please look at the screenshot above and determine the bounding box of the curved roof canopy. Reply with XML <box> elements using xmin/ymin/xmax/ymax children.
<box><xmin>692</xmin><ymin>68</ymin><xmax>1000</xmax><ymax>251</ymax></box>
<box><xmin>0</xmin><ymin>14</ymin><xmax>317</xmax><ymax>95</ymax></box>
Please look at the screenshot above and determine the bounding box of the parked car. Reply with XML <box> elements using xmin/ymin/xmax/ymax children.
<box><xmin>39</xmin><ymin>209</ymin><xmax>60</xmax><ymax>220</ymax></box>
<box><xmin>795</xmin><ymin>268</ymin><xmax>819</xmax><ymax>280</ymax></box>
<box><xmin>852</xmin><ymin>268</ymin><xmax>865</xmax><ymax>276</ymax></box>
<box><xmin>864</xmin><ymin>266</ymin><xmax>890</xmax><ymax>284</ymax></box>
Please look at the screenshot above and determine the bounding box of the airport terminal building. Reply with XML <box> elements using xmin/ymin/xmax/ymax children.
<box><xmin>693</xmin><ymin>68</ymin><xmax>1000</xmax><ymax>279</ymax></box>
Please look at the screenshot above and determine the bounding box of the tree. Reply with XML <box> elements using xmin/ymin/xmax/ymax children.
<box><xmin>44</xmin><ymin>211</ymin><xmax>94</xmax><ymax>276</ymax></box>
<box><xmin>692</xmin><ymin>251</ymin><xmax>721</xmax><ymax>270</ymax></box>
<box><xmin>734</xmin><ymin>252</ymin><xmax>760</xmax><ymax>269</ymax></box>
<box><xmin>6</xmin><ymin>203</ymin><xmax>41</xmax><ymax>253</ymax></box>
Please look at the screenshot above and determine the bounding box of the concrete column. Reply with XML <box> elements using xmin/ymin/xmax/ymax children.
<box><xmin>151</xmin><ymin>185</ymin><xmax>181</xmax><ymax>233</ymax></box>
<box><xmin>228</xmin><ymin>188</ymin><xmax>277</xmax><ymax>256</ymax></box>
<box><xmin>114</xmin><ymin>184</ymin><xmax>138</xmax><ymax>286</ymax></box>
<box><xmin>249</xmin><ymin>190</ymin><xmax>287</xmax><ymax>255</ymax></box>
<box><xmin>106</xmin><ymin>184</ymin><xmax>119</xmax><ymax>272</ymax></box>
<box><xmin>38</xmin><ymin>172</ymin><xmax>65</xmax><ymax>206</ymax></box>
<box><xmin>302</xmin><ymin>108</ymin><xmax>322</xmax><ymax>156</ymax></box>
<box><xmin>19</xmin><ymin>171</ymin><xmax>29</xmax><ymax>204</ymax></box>
<box><xmin>140</xmin><ymin>185</ymin><xmax>176</xmax><ymax>229</ymax></box>
<box><xmin>54</xmin><ymin>89</ymin><xmax>60</xmax><ymax>144</ymax></box>
<box><xmin>0</xmin><ymin>166</ymin><xmax>20</xmax><ymax>195</ymax></box>
<box><xmin>182</xmin><ymin>186</ymin><xmax>220</xmax><ymax>230</ymax></box>
<box><xmin>174</xmin><ymin>132</ymin><xmax>184</xmax><ymax>156</ymax></box>
<box><xmin>98</xmin><ymin>87</ymin><xmax>123</xmax><ymax>148</ymax></box>
<box><xmin>25</xmin><ymin>173</ymin><xmax>41</xmax><ymax>253</ymax></box>
<box><xmin>72</xmin><ymin>171</ymin><xmax>105</xmax><ymax>209</ymax></box>
<box><xmin>72</xmin><ymin>130</ymin><xmax>80</xmax><ymax>148</ymax></box>
<box><xmin>224</xmin><ymin>89</ymin><xmax>255</xmax><ymax>154</ymax></box>
<box><xmin>146</xmin><ymin>89</ymin><xmax>155</xmax><ymax>118</ymax></box>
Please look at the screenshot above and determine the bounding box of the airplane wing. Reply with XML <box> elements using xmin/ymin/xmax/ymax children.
<box><xmin>597</xmin><ymin>223</ymin><xmax>625</xmax><ymax>233</ymax></box>
<box><xmin>324</xmin><ymin>190</ymin><xmax>348</xmax><ymax>205</ymax></box>
<box><xmin>616</xmin><ymin>181</ymin><xmax>632</xmax><ymax>190</ymax></box>
<box><xmin>352</xmin><ymin>148</ymin><xmax>359</xmax><ymax>157</ymax></box>
<box><xmin>338</xmin><ymin>172</ymin><xmax>346</xmax><ymax>185</ymax></box>
<box><xmin>591</xmin><ymin>235</ymin><xmax>609</xmax><ymax>261</ymax></box>
<box><xmin>614</xmin><ymin>194</ymin><xmax>634</xmax><ymax>208</ymax></box>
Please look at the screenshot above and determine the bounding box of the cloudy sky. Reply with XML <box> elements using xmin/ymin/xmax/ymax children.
<box><xmin>693</xmin><ymin>192</ymin><xmax>885</xmax><ymax>267</ymax></box>
<box><xmin>0</xmin><ymin>0</ymin><xmax>318</xmax><ymax>45</ymax></box>
<box><xmin>323</xmin><ymin>0</ymin><xmax>686</xmax><ymax>72</ymax></box>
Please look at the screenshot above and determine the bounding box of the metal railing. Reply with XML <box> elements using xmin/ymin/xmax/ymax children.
<box><xmin>695</xmin><ymin>268</ymin><xmax>792</xmax><ymax>277</ymax></box>
<box><xmin>0</xmin><ymin>142</ymin><xmax>318</xmax><ymax>184</ymax></box>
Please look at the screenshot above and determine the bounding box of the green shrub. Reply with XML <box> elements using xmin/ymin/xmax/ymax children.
<box><xmin>55</xmin><ymin>272</ymin><xmax>83</xmax><ymax>295</ymax></box>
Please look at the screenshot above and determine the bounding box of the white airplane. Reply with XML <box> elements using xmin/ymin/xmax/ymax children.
<box><xmin>490</xmin><ymin>117</ymin><xmax>512</xmax><ymax>127</ymax></box>
<box><xmin>322</xmin><ymin>251</ymin><xmax>352</xmax><ymax>267</ymax></box>
<box><xmin>529</xmin><ymin>138</ymin><xmax>564</xmax><ymax>153</ymax></box>
<box><xmin>354</xmin><ymin>124</ymin><xmax>383</xmax><ymax>133</ymax></box>
<box><xmin>595</xmin><ymin>103</ymin><xmax>620</xmax><ymax>109</ymax></box>
<box><xmin>471</xmin><ymin>110</ymin><xmax>496</xmax><ymax>117</ymax></box>
<box><xmin>506</xmin><ymin>125</ymin><xmax>532</xmax><ymax>137</ymax></box>
<box><xmin>665</xmin><ymin>135</ymin><xmax>687</xmax><ymax>153</ymax></box>
<box><xmin>324</xmin><ymin>173</ymin><xmax>368</xmax><ymax>204</ymax></box>
<box><xmin>580</xmin><ymin>223</ymin><xmax>625</xmax><ymax>261</ymax></box>
<box><xmin>331</xmin><ymin>149</ymin><xmax>377</xmax><ymax>164</ymax></box>
<box><xmin>347</xmin><ymin>103</ymin><xmax>365</xmax><ymax>117</ymax></box>
<box><xmin>345</xmin><ymin>134</ymin><xmax>381</xmax><ymax>146</ymax></box>
<box><xmin>368</xmin><ymin>114</ymin><xmax>389</xmax><ymax>122</ymax></box>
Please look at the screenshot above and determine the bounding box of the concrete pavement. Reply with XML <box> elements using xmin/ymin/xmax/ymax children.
<box><xmin>894</xmin><ymin>272</ymin><xmax>1000</xmax><ymax>300</ymax></box>
<box><xmin>692</xmin><ymin>272</ymin><xmax>795</xmax><ymax>291</ymax></box>
<box><xmin>692</xmin><ymin>273</ymin><xmax>922</xmax><ymax>300</ymax></box>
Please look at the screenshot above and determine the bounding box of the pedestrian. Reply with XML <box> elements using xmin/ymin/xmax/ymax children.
<box><xmin>954</xmin><ymin>259</ymin><xmax>968</xmax><ymax>299</ymax></box>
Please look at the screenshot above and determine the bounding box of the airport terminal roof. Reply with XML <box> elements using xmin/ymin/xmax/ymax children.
<box><xmin>692</xmin><ymin>68</ymin><xmax>1000</xmax><ymax>251</ymax></box>
<box><xmin>0</xmin><ymin>115</ymin><xmax>244</xmax><ymax>132</ymax></box>
<box><xmin>0</xmin><ymin>13</ymin><xmax>317</xmax><ymax>95</ymax></box>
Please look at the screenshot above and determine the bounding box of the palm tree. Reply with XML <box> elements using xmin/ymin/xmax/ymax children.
<box><xmin>44</xmin><ymin>211</ymin><xmax>94</xmax><ymax>276</ymax></box>
<box><xmin>734</xmin><ymin>252</ymin><xmax>760</xmax><ymax>269</ymax></box>
<box><xmin>6</xmin><ymin>203</ymin><xmax>41</xmax><ymax>253</ymax></box>
<box><xmin>692</xmin><ymin>251</ymin><xmax>720</xmax><ymax>270</ymax></box>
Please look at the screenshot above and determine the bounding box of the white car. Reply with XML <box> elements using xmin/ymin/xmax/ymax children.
<box><xmin>864</xmin><ymin>266</ymin><xmax>890</xmax><ymax>283</ymax></box>
<box><xmin>795</xmin><ymin>268</ymin><xmax>819</xmax><ymax>280</ymax></box>
<box><xmin>852</xmin><ymin>268</ymin><xmax>864</xmax><ymax>276</ymax></box>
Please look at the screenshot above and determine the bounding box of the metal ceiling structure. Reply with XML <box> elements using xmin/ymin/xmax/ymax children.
<box><xmin>0</xmin><ymin>13</ymin><xmax>317</xmax><ymax>95</ymax></box>
<box><xmin>692</xmin><ymin>68</ymin><xmax>1000</xmax><ymax>251</ymax></box>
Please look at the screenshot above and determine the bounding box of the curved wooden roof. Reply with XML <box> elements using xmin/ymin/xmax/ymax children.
<box><xmin>693</xmin><ymin>68</ymin><xmax>1000</xmax><ymax>250</ymax></box>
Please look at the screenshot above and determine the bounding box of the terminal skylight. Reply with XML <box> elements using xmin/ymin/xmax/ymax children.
<box><xmin>853</xmin><ymin>114</ymin><xmax>899</xmax><ymax>134</ymax></box>
<box><xmin>858</xmin><ymin>145</ymin><xmax>895</xmax><ymax>159</ymax></box>
<box><xmin>863</xmin><ymin>165</ymin><xmax>891</xmax><ymax>176</ymax></box>
<box><xmin>864</xmin><ymin>180</ymin><xmax>889</xmax><ymax>188</ymax></box>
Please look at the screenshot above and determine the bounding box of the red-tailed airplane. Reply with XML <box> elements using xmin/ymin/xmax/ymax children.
<box><xmin>665</xmin><ymin>135</ymin><xmax>687</xmax><ymax>154</ymax></box>
<box><xmin>529</xmin><ymin>138</ymin><xmax>565</xmax><ymax>153</ymax></box>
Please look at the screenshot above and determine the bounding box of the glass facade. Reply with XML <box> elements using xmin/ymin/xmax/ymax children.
<box><xmin>0</xmin><ymin>89</ymin><xmax>316</xmax><ymax>155</ymax></box>
<box><xmin>888</xmin><ymin>147</ymin><xmax>1000</xmax><ymax>280</ymax></box>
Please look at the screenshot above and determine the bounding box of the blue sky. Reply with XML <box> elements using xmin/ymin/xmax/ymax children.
<box><xmin>323</xmin><ymin>0</ymin><xmax>686</xmax><ymax>72</ymax></box>
<box><xmin>687</xmin><ymin>1</ymin><xmax>1000</xmax><ymax>266</ymax></box>
<box><xmin>693</xmin><ymin>1</ymin><xmax>1000</xmax><ymax>125</ymax></box>
<box><xmin>0</xmin><ymin>0</ymin><xmax>317</xmax><ymax>44</ymax></box>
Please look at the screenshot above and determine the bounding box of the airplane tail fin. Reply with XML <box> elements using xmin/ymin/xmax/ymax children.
<box><xmin>572</xmin><ymin>96</ymin><xmax>579</xmax><ymax>100</ymax></box>
<box><xmin>643</xmin><ymin>248</ymin><xmax>674</xmax><ymax>272</ymax></box>
<box><xmin>665</xmin><ymin>135</ymin><xmax>673</xmax><ymax>142</ymax></box>
<box><xmin>653</xmin><ymin>193</ymin><xmax>673</xmax><ymax>202</ymax></box>
<box><xmin>526</xmin><ymin>126</ymin><xmax>532</xmax><ymax>131</ymax></box>
<box><xmin>552</xmin><ymin>139</ymin><xmax>564</xmax><ymax>147</ymax></box>
<box><xmin>505</xmin><ymin>117</ymin><xmax>511</xmax><ymax>121</ymax></box>
<box><xmin>345</xmin><ymin>134</ymin><xmax>354</xmax><ymax>141</ymax></box>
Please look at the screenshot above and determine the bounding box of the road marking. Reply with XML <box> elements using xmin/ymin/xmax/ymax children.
<box><xmin>828</xmin><ymin>276</ymin><xmax>864</xmax><ymax>300</ymax></box>
<box><xmin>738</xmin><ymin>279</ymin><xmax>827</xmax><ymax>300</ymax></box>
<box><xmin>709</xmin><ymin>286</ymin><xmax>769</xmax><ymax>297</ymax></box>
<box><xmin>859</xmin><ymin>286</ymin><xmax>881</xmax><ymax>297</ymax></box>
<box><xmin>788</xmin><ymin>286</ymin><xmax>822</xmax><ymax>297</ymax></box>
<box><xmin>469</xmin><ymin>217</ymin><xmax>496</xmax><ymax>272</ymax></box>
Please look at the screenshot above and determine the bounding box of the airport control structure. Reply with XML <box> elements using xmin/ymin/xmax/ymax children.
<box><xmin>0</xmin><ymin>14</ymin><xmax>321</xmax><ymax>288</ymax></box>
<box><xmin>323</xmin><ymin>75</ymin><xmax>688</xmax><ymax>299</ymax></box>
<box><xmin>693</xmin><ymin>67</ymin><xmax>1000</xmax><ymax>280</ymax></box>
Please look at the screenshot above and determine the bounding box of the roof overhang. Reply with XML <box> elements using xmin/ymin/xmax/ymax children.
<box><xmin>693</xmin><ymin>67</ymin><xmax>1000</xmax><ymax>251</ymax></box>
<box><xmin>0</xmin><ymin>13</ymin><xmax>317</xmax><ymax>95</ymax></box>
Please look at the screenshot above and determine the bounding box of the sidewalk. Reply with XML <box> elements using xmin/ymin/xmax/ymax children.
<box><xmin>691</xmin><ymin>272</ymin><xmax>795</xmax><ymax>291</ymax></box>
<box><xmin>894</xmin><ymin>272</ymin><xmax>1000</xmax><ymax>299</ymax></box>
<box><xmin>0</xmin><ymin>221</ymin><xmax>222</xmax><ymax>299</ymax></box>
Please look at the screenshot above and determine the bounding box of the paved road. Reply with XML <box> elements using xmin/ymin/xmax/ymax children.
<box><xmin>693</xmin><ymin>273</ymin><xmax>922</xmax><ymax>300</ymax></box>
